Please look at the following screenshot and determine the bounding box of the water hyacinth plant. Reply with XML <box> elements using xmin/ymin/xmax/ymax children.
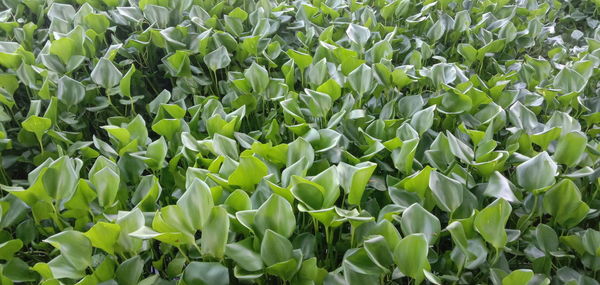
<box><xmin>0</xmin><ymin>0</ymin><xmax>598</xmax><ymax>284</ymax></box>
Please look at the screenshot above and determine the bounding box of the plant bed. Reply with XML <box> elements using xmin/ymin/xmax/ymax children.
<box><xmin>0</xmin><ymin>0</ymin><xmax>598</xmax><ymax>284</ymax></box>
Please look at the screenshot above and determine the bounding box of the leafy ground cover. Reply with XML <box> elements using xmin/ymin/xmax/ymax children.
<box><xmin>0</xmin><ymin>0</ymin><xmax>599</xmax><ymax>284</ymax></box>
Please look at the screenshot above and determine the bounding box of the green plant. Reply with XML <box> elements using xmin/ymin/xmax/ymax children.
<box><xmin>0</xmin><ymin>0</ymin><xmax>598</xmax><ymax>284</ymax></box>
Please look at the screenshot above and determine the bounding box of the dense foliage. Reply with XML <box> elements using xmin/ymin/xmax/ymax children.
<box><xmin>0</xmin><ymin>0</ymin><xmax>599</xmax><ymax>284</ymax></box>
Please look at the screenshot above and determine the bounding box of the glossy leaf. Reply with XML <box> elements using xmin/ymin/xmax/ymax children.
<box><xmin>475</xmin><ymin>199</ymin><xmax>512</xmax><ymax>249</ymax></box>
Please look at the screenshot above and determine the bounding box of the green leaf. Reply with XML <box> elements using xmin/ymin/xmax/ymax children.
<box><xmin>119</xmin><ymin>64</ymin><xmax>136</xmax><ymax>98</ymax></box>
<box><xmin>84</xmin><ymin>222</ymin><xmax>121</xmax><ymax>255</ymax></box>
<box><xmin>348</xmin><ymin>64</ymin><xmax>373</xmax><ymax>96</ymax></box>
<box><xmin>346</xmin><ymin>24</ymin><xmax>371</xmax><ymax>47</ymax></box>
<box><xmin>474</xmin><ymin>198</ymin><xmax>512</xmax><ymax>249</ymax></box>
<box><xmin>457</xmin><ymin>43</ymin><xmax>477</xmax><ymax>63</ymax></box>
<box><xmin>132</xmin><ymin>175</ymin><xmax>162</xmax><ymax>211</ymax></box>
<box><xmin>428</xmin><ymin>63</ymin><xmax>456</xmax><ymax>87</ymax></box>
<box><xmin>144</xmin><ymin>136</ymin><xmax>168</xmax><ymax>170</ymax></box>
<box><xmin>164</xmin><ymin>50</ymin><xmax>191</xmax><ymax>76</ymax></box>
<box><xmin>343</xmin><ymin>247</ymin><xmax>384</xmax><ymax>280</ymax></box>
<box><xmin>201</xmin><ymin>206</ymin><xmax>229</xmax><ymax>259</ymax></box>
<box><xmin>177</xmin><ymin>178</ymin><xmax>214</xmax><ymax>230</ymax></box>
<box><xmin>49</xmin><ymin>37</ymin><xmax>75</xmax><ymax>64</ymax></box>
<box><xmin>151</xmin><ymin>119</ymin><xmax>181</xmax><ymax>139</ymax></box>
<box><xmin>392</xmin><ymin>68</ymin><xmax>415</xmax><ymax>89</ymax></box>
<box><xmin>311</xmin><ymin>166</ymin><xmax>340</xmax><ymax>208</ymax></box>
<box><xmin>91</xmin><ymin>167</ymin><xmax>120</xmax><ymax>208</ymax></box>
<box><xmin>428</xmin><ymin>171</ymin><xmax>464</xmax><ymax>213</ymax></box>
<box><xmin>410</xmin><ymin>105</ymin><xmax>436</xmax><ymax>136</ymax></box>
<box><xmin>228</xmin><ymin>153</ymin><xmax>268</xmax><ymax>191</ymax></box>
<box><xmin>244</xmin><ymin>62</ymin><xmax>269</xmax><ymax>93</ymax></box>
<box><xmin>302</xmin><ymin>89</ymin><xmax>333</xmax><ymax>118</ymax></box>
<box><xmin>183</xmin><ymin>262</ymin><xmax>230</xmax><ymax>285</ymax></box>
<box><xmin>287</xmin><ymin>138</ymin><xmax>314</xmax><ymax>171</ymax></box>
<box><xmin>116</xmin><ymin>256</ymin><xmax>144</xmax><ymax>285</ymax></box>
<box><xmin>363</xmin><ymin>235</ymin><xmax>394</xmax><ymax>269</ymax></box>
<box><xmin>91</xmin><ymin>58</ymin><xmax>123</xmax><ymax>89</ymax></box>
<box><xmin>317</xmin><ymin>78</ymin><xmax>342</xmax><ymax>101</ymax></box>
<box><xmin>0</xmin><ymin>239</ymin><xmax>23</xmax><ymax>260</ymax></box>
<box><xmin>206</xmin><ymin>114</ymin><xmax>238</xmax><ymax>138</ymax></box>
<box><xmin>516</xmin><ymin>152</ymin><xmax>557</xmax><ymax>191</ymax></box>
<box><xmin>582</xmin><ymin>229</ymin><xmax>600</xmax><ymax>256</ymax></box>
<box><xmin>5</xmin><ymin>258</ymin><xmax>37</xmax><ymax>282</ymax></box>
<box><xmin>255</xmin><ymin>194</ymin><xmax>296</xmax><ymax>238</ymax></box>
<box><xmin>224</xmin><ymin>189</ymin><xmax>252</xmax><ymax>212</ymax></box>
<box><xmin>292</xmin><ymin>176</ymin><xmax>325</xmax><ymax>210</ymax></box>
<box><xmin>454</xmin><ymin>10</ymin><xmax>471</xmax><ymax>32</ymax></box>
<box><xmin>57</xmin><ymin>75</ymin><xmax>85</xmax><ymax>106</ymax></box>
<box><xmin>392</xmin><ymin>137</ymin><xmax>419</xmax><ymax>174</ymax></box>
<box><xmin>44</xmin><ymin>230</ymin><xmax>92</xmax><ymax>272</ymax></box>
<box><xmin>261</xmin><ymin>229</ymin><xmax>293</xmax><ymax>267</ymax></box>
<box><xmin>502</xmin><ymin>269</ymin><xmax>534</xmax><ymax>285</ymax></box>
<box><xmin>116</xmin><ymin>209</ymin><xmax>144</xmax><ymax>254</ymax></box>
<box><xmin>22</xmin><ymin>115</ymin><xmax>51</xmax><ymax>141</ymax></box>
<box><xmin>535</xmin><ymin>224</ymin><xmax>558</xmax><ymax>253</ymax></box>
<box><xmin>553</xmin><ymin>131</ymin><xmax>587</xmax><ymax>167</ymax></box>
<box><xmin>543</xmin><ymin>179</ymin><xmax>589</xmax><ymax>228</ymax></box>
<box><xmin>43</xmin><ymin>156</ymin><xmax>80</xmax><ymax>201</ymax></box>
<box><xmin>225</xmin><ymin>239</ymin><xmax>264</xmax><ymax>272</ymax></box>
<box><xmin>393</xmin><ymin>234</ymin><xmax>430</xmax><ymax>283</ymax></box>
<box><xmin>213</xmin><ymin>133</ymin><xmax>239</xmax><ymax>159</ymax></box>
<box><xmin>553</xmin><ymin>68</ymin><xmax>586</xmax><ymax>93</ymax></box>
<box><xmin>338</xmin><ymin>162</ymin><xmax>377</xmax><ymax>205</ymax></box>
<box><xmin>287</xmin><ymin>49</ymin><xmax>312</xmax><ymax>71</ymax></box>
<box><xmin>307</xmin><ymin>58</ymin><xmax>328</xmax><ymax>86</ymax></box>
<box><xmin>84</xmin><ymin>13</ymin><xmax>110</xmax><ymax>34</ymax></box>
<box><xmin>427</xmin><ymin>19</ymin><xmax>444</xmax><ymax>42</ymax></box>
<box><xmin>400</xmin><ymin>203</ymin><xmax>441</xmax><ymax>244</ymax></box>
<box><xmin>228</xmin><ymin>7</ymin><xmax>248</xmax><ymax>21</ymax></box>
<box><xmin>204</xmin><ymin>46</ymin><xmax>231</xmax><ymax>71</ymax></box>
<box><xmin>483</xmin><ymin>172</ymin><xmax>520</xmax><ymax>203</ymax></box>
